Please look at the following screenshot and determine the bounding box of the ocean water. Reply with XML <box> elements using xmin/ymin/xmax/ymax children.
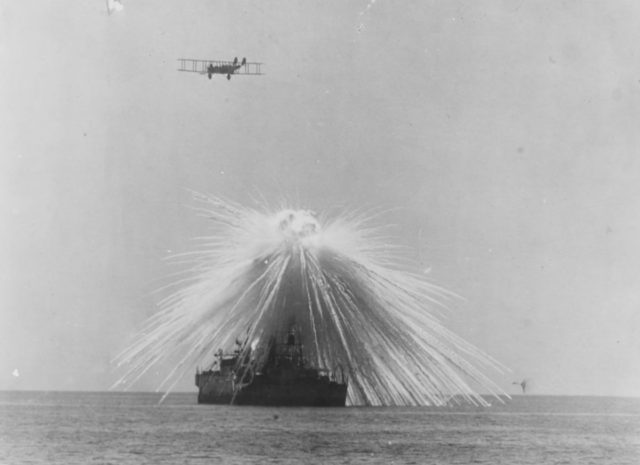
<box><xmin>0</xmin><ymin>392</ymin><xmax>638</xmax><ymax>464</ymax></box>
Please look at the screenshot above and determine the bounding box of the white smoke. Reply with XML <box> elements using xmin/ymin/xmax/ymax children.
<box><xmin>114</xmin><ymin>195</ymin><xmax>508</xmax><ymax>406</ymax></box>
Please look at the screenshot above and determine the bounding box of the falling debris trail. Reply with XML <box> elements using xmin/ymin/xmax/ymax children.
<box><xmin>360</xmin><ymin>0</ymin><xmax>378</xmax><ymax>17</ymax></box>
<box><xmin>114</xmin><ymin>195</ymin><xmax>507</xmax><ymax>406</ymax></box>
<box><xmin>357</xmin><ymin>0</ymin><xmax>378</xmax><ymax>33</ymax></box>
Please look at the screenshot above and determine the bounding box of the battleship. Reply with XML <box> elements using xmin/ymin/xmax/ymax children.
<box><xmin>195</xmin><ymin>331</ymin><xmax>349</xmax><ymax>406</ymax></box>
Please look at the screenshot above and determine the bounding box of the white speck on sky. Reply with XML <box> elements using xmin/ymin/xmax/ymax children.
<box><xmin>107</xmin><ymin>0</ymin><xmax>124</xmax><ymax>15</ymax></box>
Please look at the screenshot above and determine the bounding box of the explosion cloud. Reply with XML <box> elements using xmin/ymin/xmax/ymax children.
<box><xmin>115</xmin><ymin>195</ymin><xmax>506</xmax><ymax>406</ymax></box>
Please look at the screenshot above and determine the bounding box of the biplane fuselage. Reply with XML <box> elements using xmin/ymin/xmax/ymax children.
<box><xmin>209</xmin><ymin>64</ymin><xmax>242</xmax><ymax>76</ymax></box>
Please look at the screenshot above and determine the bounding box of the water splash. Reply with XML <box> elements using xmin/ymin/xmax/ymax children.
<box><xmin>114</xmin><ymin>194</ymin><xmax>506</xmax><ymax>406</ymax></box>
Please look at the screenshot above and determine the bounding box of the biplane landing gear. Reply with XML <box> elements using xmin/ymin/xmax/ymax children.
<box><xmin>227</xmin><ymin>74</ymin><xmax>231</xmax><ymax>80</ymax></box>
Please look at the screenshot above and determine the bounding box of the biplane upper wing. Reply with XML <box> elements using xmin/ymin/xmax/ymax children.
<box><xmin>234</xmin><ymin>62</ymin><xmax>264</xmax><ymax>75</ymax></box>
<box><xmin>177</xmin><ymin>58</ymin><xmax>264</xmax><ymax>75</ymax></box>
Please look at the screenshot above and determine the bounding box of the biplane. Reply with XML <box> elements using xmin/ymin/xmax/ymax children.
<box><xmin>177</xmin><ymin>57</ymin><xmax>264</xmax><ymax>80</ymax></box>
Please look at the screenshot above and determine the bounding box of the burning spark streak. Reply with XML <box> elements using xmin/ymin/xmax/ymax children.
<box><xmin>115</xmin><ymin>195</ymin><xmax>506</xmax><ymax>406</ymax></box>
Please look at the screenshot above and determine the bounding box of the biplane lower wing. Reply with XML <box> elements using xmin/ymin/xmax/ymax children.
<box><xmin>177</xmin><ymin>58</ymin><xmax>264</xmax><ymax>76</ymax></box>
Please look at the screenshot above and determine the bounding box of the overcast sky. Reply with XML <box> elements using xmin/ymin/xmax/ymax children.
<box><xmin>1</xmin><ymin>1</ymin><xmax>639</xmax><ymax>397</ymax></box>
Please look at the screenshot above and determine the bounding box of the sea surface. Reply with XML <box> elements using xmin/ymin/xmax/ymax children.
<box><xmin>0</xmin><ymin>392</ymin><xmax>638</xmax><ymax>464</ymax></box>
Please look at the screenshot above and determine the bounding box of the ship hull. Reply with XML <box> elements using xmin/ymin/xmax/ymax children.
<box><xmin>196</xmin><ymin>372</ymin><xmax>348</xmax><ymax>407</ymax></box>
<box><xmin>196</xmin><ymin>331</ymin><xmax>349</xmax><ymax>407</ymax></box>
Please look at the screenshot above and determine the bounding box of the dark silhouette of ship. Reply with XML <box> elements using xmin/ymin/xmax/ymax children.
<box><xmin>195</xmin><ymin>331</ymin><xmax>348</xmax><ymax>406</ymax></box>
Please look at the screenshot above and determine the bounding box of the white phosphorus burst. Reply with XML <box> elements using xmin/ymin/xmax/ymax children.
<box><xmin>114</xmin><ymin>194</ymin><xmax>507</xmax><ymax>406</ymax></box>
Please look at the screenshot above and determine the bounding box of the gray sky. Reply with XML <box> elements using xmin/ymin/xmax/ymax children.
<box><xmin>1</xmin><ymin>1</ymin><xmax>639</xmax><ymax>397</ymax></box>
